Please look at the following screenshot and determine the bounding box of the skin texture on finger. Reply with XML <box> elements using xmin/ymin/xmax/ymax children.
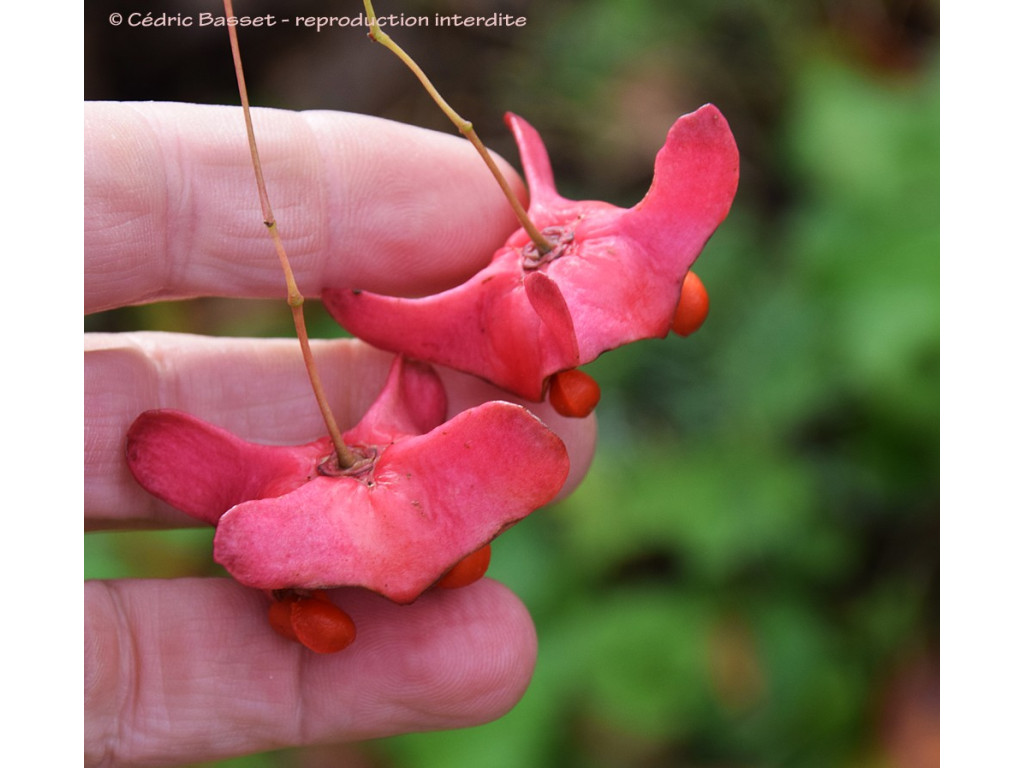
<box><xmin>85</xmin><ymin>578</ymin><xmax>536</xmax><ymax>768</ymax></box>
<box><xmin>84</xmin><ymin>102</ymin><xmax>526</xmax><ymax>314</ymax></box>
<box><xmin>85</xmin><ymin>332</ymin><xmax>596</xmax><ymax>529</ymax></box>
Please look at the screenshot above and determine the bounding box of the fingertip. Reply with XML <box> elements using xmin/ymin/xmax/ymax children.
<box><xmin>319</xmin><ymin>579</ymin><xmax>537</xmax><ymax>735</ymax></box>
<box><xmin>431</xmin><ymin>578</ymin><xmax>539</xmax><ymax>725</ymax></box>
<box><xmin>274</xmin><ymin>109</ymin><xmax>527</xmax><ymax>298</ymax></box>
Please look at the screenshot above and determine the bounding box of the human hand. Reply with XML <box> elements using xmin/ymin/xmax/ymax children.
<box><xmin>85</xmin><ymin>101</ymin><xmax>596</xmax><ymax>767</ymax></box>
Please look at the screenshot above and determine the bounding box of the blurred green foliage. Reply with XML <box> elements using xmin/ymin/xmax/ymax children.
<box><xmin>86</xmin><ymin>0</ymin><xmax>938</xmax><ymax>766</ymax></box>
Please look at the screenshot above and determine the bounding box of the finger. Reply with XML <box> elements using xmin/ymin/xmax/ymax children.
<box><xmin>85</xmin><ymin>578</ymin><xmax>536</xmax><ymax>768</ymax></box>
<box><xmin>85</xmin><ymin>101</ymin><xmax>526</xmax><ymax>314</ymax></box>
<box><xmin>86</xmin><ymin>332</ymin><xmax>596</xmax><ymax>529</ymax></box>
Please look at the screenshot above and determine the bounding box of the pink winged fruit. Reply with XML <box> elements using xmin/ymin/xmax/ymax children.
<box><xmin>322</xmin><ymin>105</ymin><xmax>740</xmax><ymax>407</ymax></box>
<box><xmin>126</xmin><ymin>356</ymin><xmax>569</xmax><ymax>605</ymax></box>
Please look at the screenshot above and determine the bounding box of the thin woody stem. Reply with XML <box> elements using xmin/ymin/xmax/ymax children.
<box><xmin>223</xmin><ymin>0</ymin><xmax>358</xmax><ymax>468</ymax></box>
<box><xmin>362</xmin><ymin>0</ymin><xmax>553</xmax><ymax>255</ymax></box>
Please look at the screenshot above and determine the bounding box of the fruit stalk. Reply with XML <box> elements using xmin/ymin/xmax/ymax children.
<box><xmin>223</xmin><ymin>0</ymin><xmax>358</xmax><ymax>468</ymax></box>
<box><xmin>362</xmin><ymin>0</ymin><xmax>553</xmax><ymax>255</ymax></box>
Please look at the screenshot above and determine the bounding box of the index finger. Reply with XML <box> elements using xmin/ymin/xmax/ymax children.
<box><xmin>85</xmin><ymin>101</ymin><xmax>525</xmax><ymax>314</ymax></box>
